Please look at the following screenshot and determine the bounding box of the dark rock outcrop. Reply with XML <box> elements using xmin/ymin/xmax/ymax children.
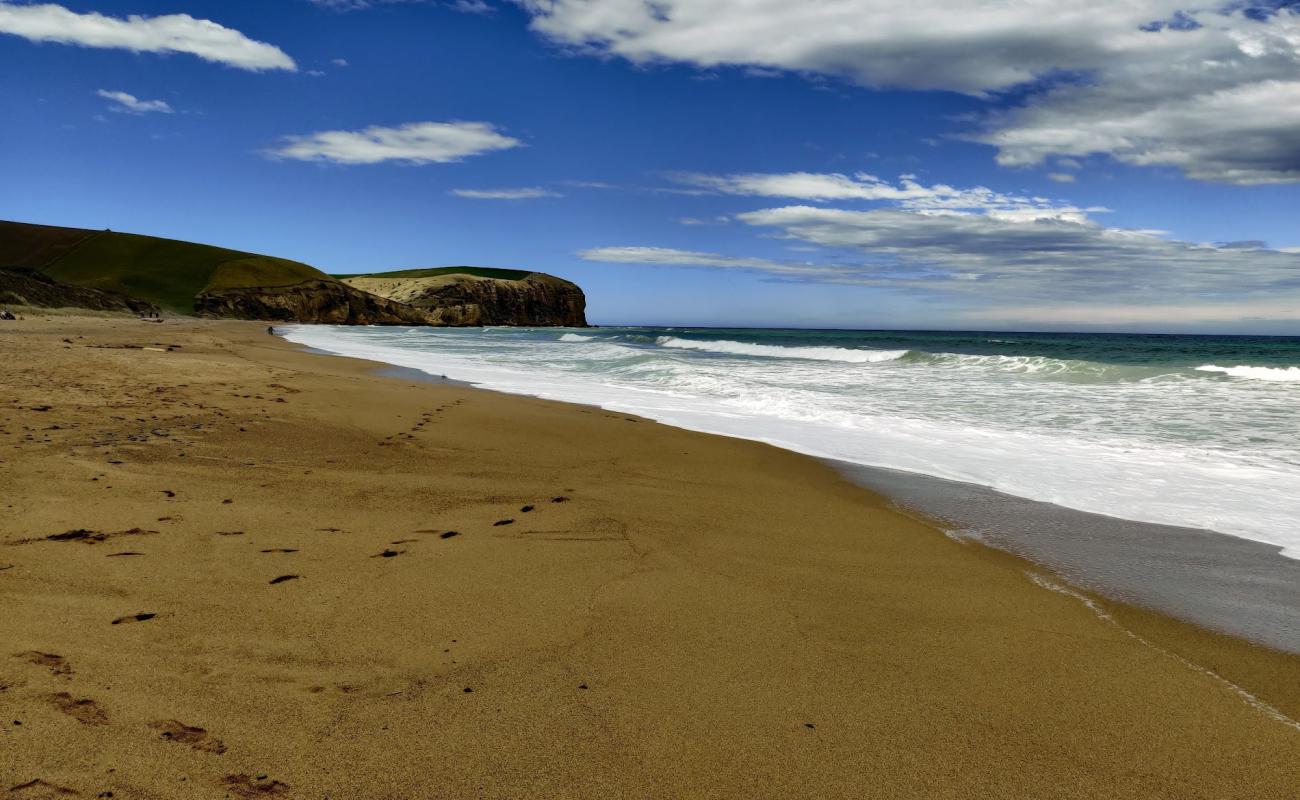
<box><xmin>344</xmin><ymin>272</ymin><xmax>587</xmax><ymax>327</ymax></box>
<box><xmin>0</xmin><ymin>268</ymin><xmax>159</xmax><ymax>315</ymax></box>
<box><xmin>194</xmin><ymin>279</ymin><xmax>436</xmax><ymax>325</ymax></box>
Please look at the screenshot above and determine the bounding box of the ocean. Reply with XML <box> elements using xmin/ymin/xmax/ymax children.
<box><xmin>282</xmin><ymin>325</ymin><xmax>1300</xmax><ymax>561</ymax></box>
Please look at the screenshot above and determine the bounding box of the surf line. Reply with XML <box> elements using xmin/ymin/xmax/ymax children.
<box><xmin>1026</xmin><ymin>572</ymin><xmax>1300</xmax><ymax>733</ymax></box>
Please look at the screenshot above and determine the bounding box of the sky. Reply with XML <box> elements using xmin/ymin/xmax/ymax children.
<box><xmin>3</xmin><ymin>0</ymin><xmax>1300</xmax><ymax>332</ymax></box>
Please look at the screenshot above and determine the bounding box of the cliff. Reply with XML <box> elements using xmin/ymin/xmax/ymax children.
<box><xmin>342</xmin><ymin>268</ymin><xmax>588</xmax><ymax>327</ymax></box>
<box><xmin>0</xmin><ymin>268</ymin><xmax>159</xmax><ymax>315</ymax></box>
<box><xmin>194</xmin><ymin>279</ymin><xmax>435</xmax><ymax>325</ymax></box>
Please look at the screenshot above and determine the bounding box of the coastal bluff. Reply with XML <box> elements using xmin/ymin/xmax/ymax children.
<box><xmin>342</xmin><ymin>267</ymin><xmax>588</xmax><ymax>327</ymax></box>
<box><xmin>0</xmin><ymin>220</ymin><xmax>586</xmax><ymax>327</ymax></box>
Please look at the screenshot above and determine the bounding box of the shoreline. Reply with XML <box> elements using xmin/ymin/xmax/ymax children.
<box><xmin>837</xmin><ymin>460</ymin><xmax>1300</xmax><ymax>655</ymax></box>
<box><xmin>281</xmin><ymin>323</ymin><xmax>1299</xmax><ymax>560</ymax></box>
<box><xmin>288</xmin><ymin>323</ymin><xmax>1300</xmax><ymax>655</ymax></box>
<box><xmin>2</xmin><ymin>315</ymin><xmax>1297</xmax><ymax>797</ymax></box>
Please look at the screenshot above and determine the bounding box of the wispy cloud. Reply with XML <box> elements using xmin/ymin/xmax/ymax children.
<box><xmin>0</xmin><ymin>2</ymin><xmax>295</xmax><ymax>71</ymax></box>
<box><xmin>97</xmin><ymin>89</ymin><xmax>172</xmax><ymax>115</ymax></box>
<box><xmin>451</xmin><ymin>0</ymin><xmax>495</xmax><ymax>13</ymax></box>
<box><xmin>580</xmin><ymin>246</ymin><xmax>802</xmax><ymax>273</ymax></box>
<box><xmin>670</xmin><ymin>171</ymin><xmax>1096</xmax><ymax>219</ymax></box>
<box><xmin>450</xmin><ymin>186</ymin><xmax>560</xmax><ymax>199</ymax></box>
<box><xmin>267</xmin><ymin>121</ymin><xmax>522</xmax><ymax>165</ymax></box>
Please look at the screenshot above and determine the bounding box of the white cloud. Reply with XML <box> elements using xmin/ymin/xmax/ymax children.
<box><xmin>97</xmin><ymin>89</ymin><xmax>172</xmax><ymax>114</ymax></box>
<box><xmin>450</xmin><ymin>186</ymin><xmax>559</xmax><ymax>199</ymax></box>
<box><xmin>0</xmin><ymin>2</ymin><xmax>295</xmax><ymax>71</ymax></box>
<box><xmin>1047</xmin><ymin>172</ymin><xmax>1076</xmax><ymax>184</ymax></box>
<box><xmin>581</xmin><ymin>246</ymin><xmax>827</xmax><ymax>275</ymax></box>
<box><xmin>671</xmin><ymin>171</ymin><xmax>1096</xmax><ymax>220</ymax></box>
<box><xmin>517</xmin><ymin>0</ymin><xmax>1183</xmax><ymax>94</ymax></box>
<box><xmin>267</xmin><ymin>121</ymin><xmax>522</xmax><ymax>165</ymax></box>
<box><xmin>331</xmin><ymin>57</ymin><xmax>349</xmax><ymax>66</ymax></box>
<box><xmin>516</xmin><ymin>2</ymin><xmax>1300</xmax><ymax>183</ymax></box>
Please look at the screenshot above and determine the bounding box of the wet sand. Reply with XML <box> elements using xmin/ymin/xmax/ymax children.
<box><xmin>1</xmin><ymin>315</ymin><xmax>1298</xmax><ymax>799</ymax></box>
<box><xmin>842</xmin><ymin>463</ymin><xmax>1300</xmax><ymax>655</ymax></box>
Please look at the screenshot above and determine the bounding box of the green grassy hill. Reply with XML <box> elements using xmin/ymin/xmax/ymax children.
<box><xmin>0</xmin><ymin>220</ymin><xmax>327</xmax><ymax>313</ymax></box>
<box><xmin>338</xmin><ymin>266</ymin><xmax>534</xmax><ymax>282</ymax></box>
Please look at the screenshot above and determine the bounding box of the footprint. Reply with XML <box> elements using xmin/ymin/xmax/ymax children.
<box><xmin>150</xmin><ymin>720</ymin><xmax>226</xmax><ymax>754</ymax></box>
<box><xmin>390</xmin><ymin>539</ymin><xmax>417</xmax><ymax>545</ymax></box>
<box><xmin>44</xmin><ymin>529</ymin><xmax>99</xmax><ymax>542</ymax></box>
<box><xmin>493</xmin><ymin>519</ymin><xmax>514</xmax><ymax>527</ymax></box>
<box><xmin>269</xmin><ymin>575</ymin><xmax>299</xmax><ymax>585</ymax></box>
<box><xmin>371</xmin><ymin>549</ymin><xmax>404</xmax><ymax>558</ymax></box>
<box><xmin>520</xmin><ymin>505</ymin><xmax>535</xmax><ymax>513</ymax></box>
<box><xmin>259</xmin><ymin>548</ymin><xmax>298</xmax><ymax>554</ymax></box>
<box><xmin>221</xmin><ymin>775</ymin><xmax>288</xmax><ymax>797</ymax></box>
<box><xmin>48</xmin><ymin>692</ymin><xmax>107</xmax><ymax>726</ymax></box>
<box><xmin>110</xmin><ymin>613</ymin><xmax>156</xmax><ymax>625</ymax></box>
<box><xmin>217</xmin><ymin>530</ymin><xmax>245</xmax><ymax>537</ymax></box>
<box><xmin>438</xmin><ymin>531</ymin><xmax>460</xmax><ymax>540</ymax></box>
<box><xmin>552</xmin><ymin>496</ymin><xmax>570</xmax><ymax>503</ymax></box>
<box><xmin>16</xmin><ymin>652</ymin><xmax>71</xmax><ymax>677</ymax></box>
<box><xmin>106</xmin><ymin>552</ymin><xmax>142</xmax><ymax>558</ymax></box>
<box><xmin>8</xmin><ymin>779</ymin><xmax>78</xmax><ymax>797</ymax></box>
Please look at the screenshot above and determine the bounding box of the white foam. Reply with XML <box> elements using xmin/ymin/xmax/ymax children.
<box><xmin>559</xmin><ymin>333</ymin><xmax>595</xmax><ymax>342</ymax></box>
<box><xmin>656</xmin><ymin>336</ymin><xmax>908</xmax><ymax>363</ymax></box>
<box><xmin>1195</xmin><ymin>364</ymin><xmax>1300</xmax><ymax>382</ymax></box>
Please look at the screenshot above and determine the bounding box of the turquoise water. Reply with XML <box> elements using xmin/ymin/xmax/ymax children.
<box><xmin>284</xmin><ymin>325</ymin><xmax>1300</xmax><ymax>558</ymax></box>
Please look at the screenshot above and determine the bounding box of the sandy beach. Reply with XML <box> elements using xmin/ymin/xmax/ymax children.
<box><xmin>2</xmin><ymin>314</ymin><xmax>1298</xmax><ymax>799</ymax></box>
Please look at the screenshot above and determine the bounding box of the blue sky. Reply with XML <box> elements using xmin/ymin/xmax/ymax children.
<box><xmin>4</xmin><ymin>0</ymin><xmax>1300</xmax><ymax>332</ymax></box>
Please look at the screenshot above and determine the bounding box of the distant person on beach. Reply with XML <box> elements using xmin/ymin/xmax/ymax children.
<box><xmin>267</xmin><ymin>326</ymin><xmax>275</xmax><ymax>335</ymax></box>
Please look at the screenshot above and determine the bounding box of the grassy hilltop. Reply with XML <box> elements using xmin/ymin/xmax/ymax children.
<box><xmin>338</xmin><ymin>266</ymin><xmax>534</xmax><ymax>282</ymax></box>
<box><xmin>0</xmin><ymin>220</ymin><xmax>325</xmax><ymax>313</ymax></box>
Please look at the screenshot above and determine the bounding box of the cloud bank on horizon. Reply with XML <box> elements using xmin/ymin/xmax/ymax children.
<box><xmin>581</xmin><ymin>171</ymin><xmax>1300</xmax><ymax>320</ymax></box>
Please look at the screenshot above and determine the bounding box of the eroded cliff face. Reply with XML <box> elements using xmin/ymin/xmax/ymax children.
<box><xmin>194</xmin><ymin>280</ymin><xmax>436</xmax><ymax>325</ymax></box>
<box><xmin>343</xmin><ymin>272</ymin><xmax>587</xmax><ymax>327</ymax></box>
<box><xmin>0</xmin><ymin>269</ymin><xmax>159</xmax><ymax>315</ymax></box>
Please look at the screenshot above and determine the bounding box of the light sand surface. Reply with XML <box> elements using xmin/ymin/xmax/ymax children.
<box><xmin>1</xmin><ymin>315</ymin><xmax>1298</xmax><ymax>799</ymax></box>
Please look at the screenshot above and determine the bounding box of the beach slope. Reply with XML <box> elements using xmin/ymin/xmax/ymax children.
<box><xmin>1</xmin><ymin>316</ymin><xmax>1297</xmax><ymax>799</ymax></box>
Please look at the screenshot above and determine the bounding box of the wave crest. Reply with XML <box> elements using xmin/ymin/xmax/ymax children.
<box><xmin>1195</xmin><ymin>364</ymin><xmax>1300</xmax><ymax>382</ymax></box>
<box><xmin>558</xmin><ymin>333</ymin><xmax>595</xmax><ymax>342</ymax></box>
<box><xmin>656</xmin><ymin>336</ymin><xmax>909</xmax><ymax>363</ymax></box>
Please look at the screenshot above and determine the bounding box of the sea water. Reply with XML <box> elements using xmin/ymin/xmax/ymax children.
<box><xmin>282</xmin><ymin>325</ymin><xmax>1300</xmax><ymax>560</ymax></box>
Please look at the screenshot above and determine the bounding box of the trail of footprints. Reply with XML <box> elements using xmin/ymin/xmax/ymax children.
<box><xmin>5</xmin><ymin>490</ymin><xmax>578</xmax><ymax>795</ymax></box>
<box><xmin>7</xmin><ymin>651</ymin><xmax>287</xmax><ymax>797</ymax></box>
<box><xmin>379</xmin><ymin>400</ymin><xmax>464</xmax><ymax>446</ymax></box>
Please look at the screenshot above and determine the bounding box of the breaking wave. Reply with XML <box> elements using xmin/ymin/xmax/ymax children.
<box><xmin>1195</xmin><ymin>364</ymin><xmax>1300</xmax><ymax>382</ymax></box>
<box><xmin>655</xmin><ymin>336</ymin><xmax>909</xmax><ymax>363</ymax></box>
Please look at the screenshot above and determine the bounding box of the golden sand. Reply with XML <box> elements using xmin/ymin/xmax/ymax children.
<box><xmin>1</xmin><ymin>315</ymin><xmax>1297</xmax><ymax>799</ymax></box>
